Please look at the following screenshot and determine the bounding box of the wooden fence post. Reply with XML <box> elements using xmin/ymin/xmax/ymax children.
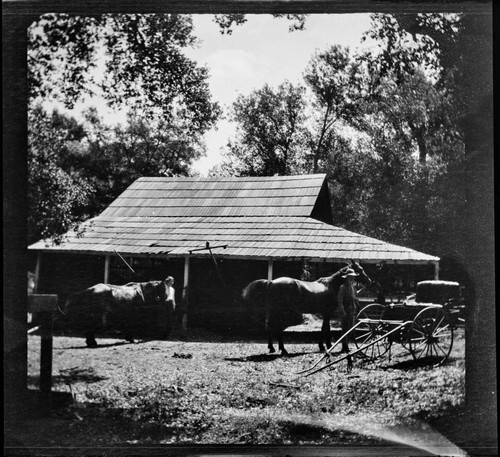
<box><xmin>28</xmin><ymin>294</ymin><xmax>58</xmax><ymax>414</ymax></box>
<box><xmin>39</xmin><ymin>310</ymin><xmax>53</xmax><ymax>413</ymax></box>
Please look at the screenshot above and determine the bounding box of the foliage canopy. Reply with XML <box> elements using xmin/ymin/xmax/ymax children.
<box><xmin>28</xmin><ymin>13</ymin><xmax>221</xmax><ymax>243</ymax></box>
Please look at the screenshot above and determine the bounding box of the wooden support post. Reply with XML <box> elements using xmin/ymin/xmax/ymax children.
<box><xmin>433</xmin><ymin>261</ymin><xmax>440</xmax><ymax>280</ymax></box>
<box><xmin>34</xmin><ymin>253</ymin><xmax>41</xmax><ymax>293</ymax></box>
<box><xmin>267</xmin><ymin>259</ymin><xmax>273</xmax><ymax>280</ymax></box>
<box><xmin>104</xmin><ymin>255</ymin><xmax>110</xmax><ymax>284</ymax></box>
<box><xmin>182</xmin><ymin>256</ymin><xmax>190</xmax><ymax>331</ymax></box>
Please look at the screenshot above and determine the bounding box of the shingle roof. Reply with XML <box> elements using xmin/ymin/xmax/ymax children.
<box><xmin>28</xmin><ymin>174</ymin><xmax>439</xmax><ymax>264</ymax></box>
<box><xmin>100</xmin><ymin>175</ymin><xmax>325</xmax><ymax>218</ymax></box>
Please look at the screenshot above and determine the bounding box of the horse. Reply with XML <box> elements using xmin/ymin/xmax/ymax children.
<box><xmin>242</xmin><ymin>261</ymin><xmax>372</xmax><ymax>362</ymax></box>
<box><xmin>62</xmin><ymin>280</ymin><xmax>166</xmax><ymax>347</ymax></box>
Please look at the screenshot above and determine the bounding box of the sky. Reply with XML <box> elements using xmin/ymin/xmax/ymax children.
<box><xmin>184</xmin><ymin>14</ymin><xmax>376</xmax><ymax>175</ymax></box>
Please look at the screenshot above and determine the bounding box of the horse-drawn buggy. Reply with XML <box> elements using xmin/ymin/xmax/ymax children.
<box><xmin>300</xmin><ymin>279</ymin><xmax>465</xmax><ymax>376</ymax></box>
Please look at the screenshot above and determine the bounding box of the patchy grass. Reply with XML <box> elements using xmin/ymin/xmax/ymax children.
<box><xmin>8</xmin><ymin>326</ymin><xmax>466</xmax><ymax>449</ymax></box>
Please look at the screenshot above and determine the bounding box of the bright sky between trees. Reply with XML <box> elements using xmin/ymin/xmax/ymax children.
<box><xmin>185</xmin><ymin>14</ymin><xmax>375</xmax><ymax>175</ymax></box>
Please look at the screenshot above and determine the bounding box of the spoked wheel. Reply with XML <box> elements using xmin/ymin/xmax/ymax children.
<box><xmin>408</xmin><ymin>306</ymin><xmax>454</xmax><ymax>366</ymax></box>
<box><xmin>354</xmin><ymin>304</ymin><xmax>391</xmax><ymax>360</ymax></box>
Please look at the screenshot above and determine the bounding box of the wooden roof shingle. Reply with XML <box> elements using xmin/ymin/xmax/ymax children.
<box><xmin>28</xmin><ymin>174</ymin><xmax>439</xmax><ymax>264</ymax></box>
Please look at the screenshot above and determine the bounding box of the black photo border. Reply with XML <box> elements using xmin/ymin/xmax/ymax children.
<box><xmin>3</xmin><ymin>1</ymin><xmax>496</xmax><ymax>455</ymax></box>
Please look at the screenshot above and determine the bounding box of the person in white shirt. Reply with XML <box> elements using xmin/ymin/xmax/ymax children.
<box><xmin>159</xmin><ymin>276</ymin><xmax>176</xmax><ymax>338</ymax></box>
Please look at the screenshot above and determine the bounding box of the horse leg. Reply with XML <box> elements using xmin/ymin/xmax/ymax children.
<box><xmin>319</xmin><ymin>315</ymin><xmax>332</xmax><ymax>352</ymax></box>
<box><xmin>268</xmin><ymin>336</ymin><xmax>275</xmax><ymax>353</ymax></box>
<box><xmin>265</xmin><ymin>315</ymin><xmax>276</xmax><ymax>353</ymax></box>
<box><xmin>123</xmin><ymin>309</ymin><xmax>135</xmax><ymax>343</ymax></box>
<box><xmin>85</xmin><ymin>308</ymin><xmax>99</xmax><ymax>347</ymax></box>
<box><xmin>124</xmin><ymin>330</ymin><xmax>135</xmax><ymax>343</ymax></box>
<box><xmin>85</xmin><ymin>331</ymin><xmax>98</xmax><ymax>348</ymax></box>
<box><xmin>266</xmin><ymin>323</ymin><xmax>275</xmax><ymax>353</ymax></box>
<box><xmin>341</xmin><ymin>314</ymin><xmax>354</xmax><ymax>371</ymax></box>
<box><xmin>122</xmin><ymin>315</ymin><xmax>135</xmax><ymax>343</ymax></box>
<box><xmin>278</xmin><ymin>330</ymin><xmax>288</xmax><ymax>356</ymax></box>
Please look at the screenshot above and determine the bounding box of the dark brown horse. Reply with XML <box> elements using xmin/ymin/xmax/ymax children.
<box><xmin>242</xmin><ymin>262</ymin><xmax>371</xmax><ymax>359</ymax></box>
<box><xmin>62</xmin><ymin>280</ymin><xmax>166</xmax><ymax>347</ymax></box>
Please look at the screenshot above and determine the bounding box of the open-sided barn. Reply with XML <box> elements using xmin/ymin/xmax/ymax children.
<box><xmin>28</xmin><ymin>174</ymin><xmax>439</xmax><ymax>330</ymax></box>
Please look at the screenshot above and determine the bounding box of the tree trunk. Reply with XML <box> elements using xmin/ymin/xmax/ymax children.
<box><xmin>4</xmin><ymin>15</ymin><xmax>31</xmax><ymax>414</ymax></box>
<box><xmin>407</xmin><ymin>120</ymin><xmax>427</xmax><ymax>165</ymax></box>
<box><xmin>459</xmin><ymin>14</ymin><xmax>496</xmax><ymax>444</ymax></box>
<box><xmin>415</xmin><ymin>129</ymin><xmax>427</xmax><ymax>165</ymax></box>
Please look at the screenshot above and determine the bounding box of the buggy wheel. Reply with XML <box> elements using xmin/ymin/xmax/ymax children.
<box><xmin>409</xmin><ymin>306</ymin><xmax>454</xmax><ymax>366</ymax></box>
<box><xmin>354</xmin><ymin>304</ymin><xmax>390</xmax><ymax>360</ymax></box>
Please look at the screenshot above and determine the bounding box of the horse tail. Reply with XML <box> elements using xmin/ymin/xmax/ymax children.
<box><xmin>241</xmin><ymin>282</ymin><xmax>252</xmax><ymax>302</ymax></box>
<box><xmin>242</xmin><ymin>279</ymin><xmax>270</xmax><ymax>306</ymax></box>
<box><xmin>242</xmin><ymin>280</ymin><xmax>270</xmax><ymax>328</ymax></box>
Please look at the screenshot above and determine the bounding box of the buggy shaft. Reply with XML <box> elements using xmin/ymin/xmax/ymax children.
<box><xmin>303</xmin><ymin>321</ymin><xmax>412</xmax><ymax>377</ymax></box>
<box><xmin>296</xmin><ymin>320</ymin><xmax>367</xmax><ymax>374</ymax></box>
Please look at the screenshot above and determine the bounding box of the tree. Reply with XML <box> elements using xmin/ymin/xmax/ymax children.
<box><xmin>303</xmin><ymin>45</ymin><xmax>366</xmax><ymax>172</ymax></box>
<box><xmin>227</xmin><ymin>81</ymin><xmax>307</xmax><ymax>176</ymax></box>
<box><xmin>213</xmin><ymin>14</ymin><xmax>308</xmax><ymax>35</ymax></box>
<box><xmin>354</xmin><ymin>13</ymin><xmax>495</xmax><ymax>434</ymax></box>
<box><xmin>28</xmin><ymin>105</ymin><xmax>93</xmax><ymax>244</ymax></box>
<box><xmin>446</xmin><ymin>15</ymin><xmax>494</xmax><ymax>431</ymax></box>
<box><xmin>207</xmin><ymin>151</ymin><xmax>247</xmax><ymax>178</ymax></box>
<box><xmin>359</xmin><ymin>13</ymin><xmax>461</xmax><ymax>85</ymax></box>
<box><xmin>27</xmin><ymin>13</ymin><xmax>222</xmax><ymax>241</ymax></box>
<box><xmin>298</xmin><ymin>42</ymin><xmax>466</xmax><ymax>264</ymax></box>
<box><xmin>28</xmin><ymin>14</ymin><xmax>221</xmax><ymax>135</ymax></box>
<box><xmin>79</xmin><ymin>109</ymin><xmax>205</xmax><ymax>215</ymax></box>
<box><xmin>354</xmin><ymin>69</ymin><xmax>463</xmax><ymax>165</ymax></box>
<box><xmin>28</xmin><ymin>103</ymin><xmax>208</xmax><ymax>243</ymax></box>
<box><xmin>323</xmin><ymin>16</ymin><xmax>467</xmax><ymax>258</ymax></box>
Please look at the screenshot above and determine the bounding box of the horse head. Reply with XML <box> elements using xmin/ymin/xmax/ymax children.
<box><xmin>349</xmin><ymin>260</ymin><xmax>372</xmax><ymax>285</ymax></box>
<box><xmin>141</xmin><ymin>280</ymin><xmax>166</xmax><ymax>304</ymax></box>
<box><xmin>320</xmin><ymin>261</ymin><xmax>372</xmax><ymax>289</ymax></box>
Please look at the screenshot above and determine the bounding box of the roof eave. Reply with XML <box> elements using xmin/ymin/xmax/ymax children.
<box><xmin>28</xmin><ymin>246</ymin><xmax>439</xmax><ymax>264</ymax></box>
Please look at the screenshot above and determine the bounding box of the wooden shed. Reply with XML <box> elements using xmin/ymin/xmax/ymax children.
<box><xmin>28</xmin><ymin>174</ymin><xmax>439</xmax><ymax>329</ymax></box>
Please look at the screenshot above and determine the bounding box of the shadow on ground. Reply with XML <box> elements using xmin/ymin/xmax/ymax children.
<box><xmin>58</xmin><ymin>338</ymin><xmax>155</xmax><ymax>350</ymax></box>
<box><xmin>28</xmin><ymin>366</ymin><xmax>108</xmax><ymax>387</ymax></box>
<box><xmin>382</xmin><ymin>356</ymin><xmax>461</xmax><ymax>371</ymax></box>
<box><xmin>225</xmin><ymin>350</ymin><xmax>319</xmax><ymax>362</ymax></box>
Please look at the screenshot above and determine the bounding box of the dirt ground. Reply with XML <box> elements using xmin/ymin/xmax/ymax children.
<box><xmin>4</xmin><ymin>323</ymin><xmax>497</xmax><ymax>455</ymax></box>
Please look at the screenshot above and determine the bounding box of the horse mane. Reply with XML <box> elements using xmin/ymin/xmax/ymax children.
<box><xmin>315</xmin><ymin>266</ymin><xmax>349</xmax><ymax>290</ymax></box>
<box><xmin>316</xmin><ymin>266</ymin><xmax>350</xmax><ymax>288</ymax></box>
<box><xmin>123</xmin><ymin>280</ymin><xmax>162</xmax><ymax>288</ymax></box>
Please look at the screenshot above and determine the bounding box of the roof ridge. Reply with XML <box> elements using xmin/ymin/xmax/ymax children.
<box><xmin>135</xmin><ymin>174</ymin><xmax>326</xmax><ymax>182</ymax></box>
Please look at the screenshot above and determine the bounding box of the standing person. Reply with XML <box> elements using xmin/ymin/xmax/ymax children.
<box><xmin>159</xmin><ymin>276</ymin><xmax>176</xmax><ymax>339</ymax></box>
<box><xmin>300</xmin><ymin>264</ymin><xmax>312</xmax><ymax>281</ymax></box>
<box><xmin>337</xmin><ymin>268</ymin><xmax>363</xmax><ymax>334</ymax></box>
